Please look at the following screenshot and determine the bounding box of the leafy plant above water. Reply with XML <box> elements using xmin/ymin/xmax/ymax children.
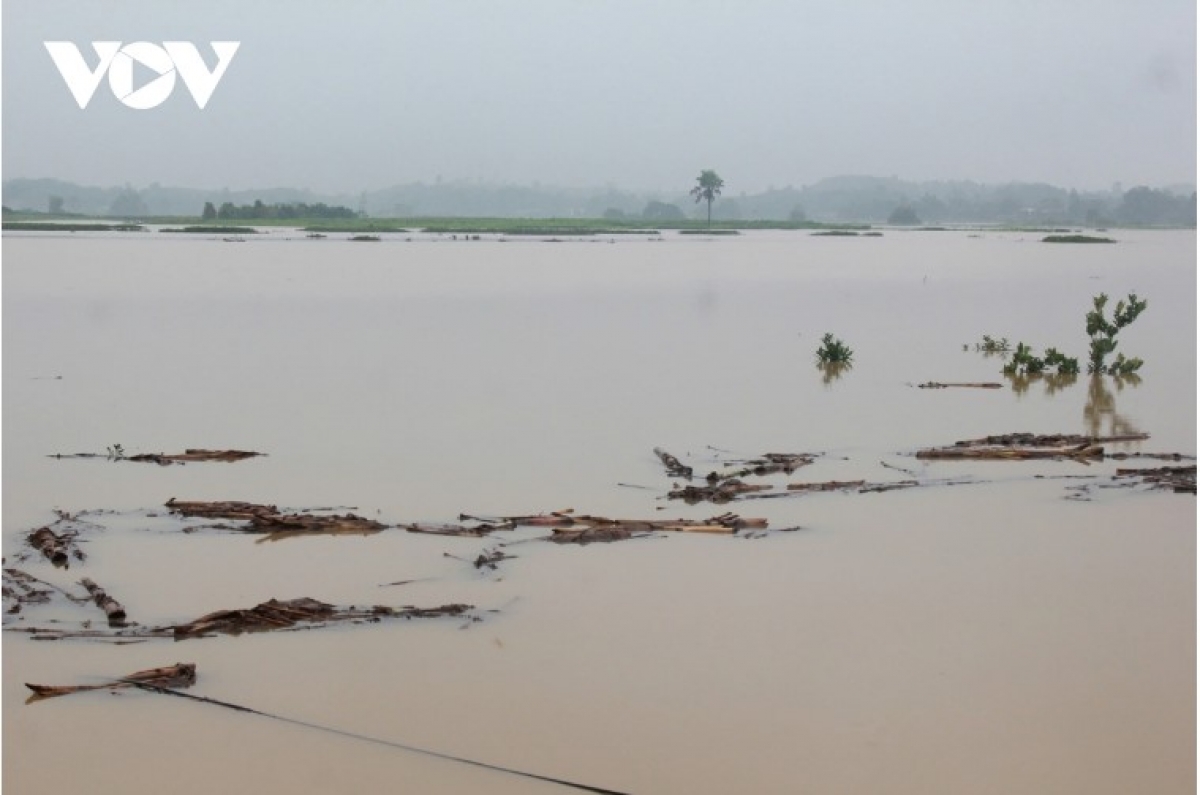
<box><xmin>815</xmin><ymin>333</ymin><xmax>854</xmax><ymax>365</ymax></box>
<box><xmin>998</xmin><ymin>292</ymin><xmax>1146</xmax><ymax>379</ymax></box>
<box><xmin>1086</xmin><ymin>292</ymin><xmax>1147</xmax><ymax>375</ymax></box>
<box><xmin>970</xmin><ymin>335</ymin><xmax>1011</xmax><ymax>353</ymax></box>
<box><xmin>1002</xmin><ymin>343</ymin><xmax>1080</xmax><ymax>376</ymax></box>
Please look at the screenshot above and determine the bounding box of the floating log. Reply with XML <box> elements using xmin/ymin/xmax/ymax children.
<box><xmin>26</xmin><ymin>662</ymin><xmax>196</xmax><ymax>700</ymax></box>
<box><xmin>653</xmin><ymin>447</ymin><xmax>693</xmax><ymax>480</ymax></box>
<box><xmin>165</xmin><ymin>498</ymin><xmax>278</xmax><ymax>521</ymax></box>
<box><xmin>953</xmin><ymin>432</ymin><xmax>1147</xmax><ymax>448</ymax></box>
<box><xmin>80</xmin><ymin>577</ymin><xmax>127</xmax><ymax>625</ymax></box>
<box><xmin>247</xmin><ymin>512</ymin><xmax>386</xmax><ymax>536</ymax></box>
<box><xmin>916</xmin><ymin>443</ymin><xmax>1104</xmax><ymax>461</ymax></box>
<box><xmin>128</xmin><ymin>449</ymin><xmax>264</xmax><ymax>465</ymax></box>
<box><xmin>918</xmin><ymin>381</ymin><xmax>1003</xmax><ymax>389</ymax></box>
<box><xmin>26</xmin><ymin>528</ymin><xmax>71</xmax><ymax>566</ymax></box>
<box><xmin>787</xmin><ymin>479</ymin><xmax>866</xmax><ymax>492</ymax></box>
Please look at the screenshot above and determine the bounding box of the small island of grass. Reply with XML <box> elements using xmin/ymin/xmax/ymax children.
<box><xmin>160</xmin><ymin>226</ymin><xmax>260</xmax><ymax>234</ymax></box>
<box><xmin>1042</xmin><ymin>234</ymin><xmax>1116</xmax><ymax>244</ymax></box>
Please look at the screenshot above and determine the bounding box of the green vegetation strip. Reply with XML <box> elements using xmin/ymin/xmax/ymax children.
<box><xmin>3</xmin><ymin>221</ymin><xmax>145</xmax><ymax>232</ymax></box>
<box><xmin>1042</xmin><ymin>234</ymin><xmax>1116</xmax><ymax>243</ymax></box>
<box><xmin>160</xmin><ymin>226</ymin><xmax>259</xmax><ymax>234</ymax></box>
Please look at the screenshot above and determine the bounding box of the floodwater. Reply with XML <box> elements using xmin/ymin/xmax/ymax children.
<box><xmin>3</xmin><ymin>228</ymin><xmax>1195</xmax><ymax>794</ymax></box>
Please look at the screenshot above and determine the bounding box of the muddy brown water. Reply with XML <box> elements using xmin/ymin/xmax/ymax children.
<box><xmin>4</xmin><ymin>228</ymin><xmax>1195</xmax><ymax>794</ymax></box>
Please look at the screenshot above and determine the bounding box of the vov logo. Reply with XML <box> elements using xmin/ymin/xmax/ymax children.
<box><xmin>44</xmin><ymin>41</ymin><xmax>240</xmax><ymax>109</ymax></box>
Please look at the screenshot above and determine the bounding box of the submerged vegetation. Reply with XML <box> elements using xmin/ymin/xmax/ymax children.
<box><xmin>815</xmin><ymin>333</ymin><xmax>854</xmax><ymax>365</ymax></box>
<box><xmin>1042</xmin><ymin>234</ymin><xmax>1117</xmax><ymax>243</ymax></box>
<box><xmin>1002</xmin><ymin>343</ymin><xmax>1079</xmax><ymax>376</ymax></box>
<box><xmin>998</xmin><ymin>292</ymin><xmax>1147</xmax><ymax>378</ymax></box>
<box><xmin>160</xmin><ymin>225</ymin><xmax>259</xmax><ymax>234</ymax></box>
<box><xmin>1086</xmin><ymin>293</ymin><xmax>1148</xmax><ymax>374</ymax></box>
<box><xmin>2</xmin><ymin>221</ymin><xmax>144</xmax><ymax>232</ymax></box>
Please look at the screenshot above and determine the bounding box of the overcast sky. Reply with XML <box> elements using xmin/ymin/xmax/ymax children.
<box><xmin>2</xmin><ymin>0</ymin><xmax>1195</xmax><ymax>195</ymax></box>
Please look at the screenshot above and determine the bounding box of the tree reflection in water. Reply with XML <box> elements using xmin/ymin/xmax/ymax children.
<box><xmin>1004</xmin><ymin>372</ymin><xmax>1143</xmax><ymax>438</ymax></box>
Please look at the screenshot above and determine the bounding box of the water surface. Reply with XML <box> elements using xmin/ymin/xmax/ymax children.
<box><xmin>4</xmin><ymin>228</ymin><xmax>1195</xmax><ymax>794</ymax></box>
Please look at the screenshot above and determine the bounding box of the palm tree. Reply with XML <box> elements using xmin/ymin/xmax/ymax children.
<box><xmin>690</xmin><ymin>170</ymin><xmax>724</xmax><ymax>227</ymax></box>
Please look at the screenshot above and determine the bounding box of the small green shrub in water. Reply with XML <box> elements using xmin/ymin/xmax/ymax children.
<box><xmin>975</xmin><ymin>335</ymin><xmax>1010</xmax><ymax>353</ymax></box>
<box><xmin>1086</xmin><ymin>293</ymin><xmax>1147</xmax><ymax>374</ymax></box>
<box><xmin>999</xmin><ymin>293</ymin><xmax>1146</xmax><ymax>379</ymax></box>
<box><xmin>815</xmin><ymin>333</ymin><xmax>854</xmax><ymax>365</ymax></box>
<box><xmin>1002</xmin><ymin>343</ymin><xmax>1078</xmax><ymax>376</ymax></box>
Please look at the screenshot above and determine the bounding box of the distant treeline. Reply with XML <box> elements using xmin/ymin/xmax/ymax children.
<box><xmin>3</xmin><ymin>176</ymin><xmax>1195</xmax><ymax>227</ymax></box>
<box><xmin>204</xmin><ymin>200</ymin><xmax>357</xmax><ymax>220</ymax></box>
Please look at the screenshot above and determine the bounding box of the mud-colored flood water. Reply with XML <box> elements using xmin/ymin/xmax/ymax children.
<box><xmin>4</xmin><ymin>229</ymin><xmax>1195</xmax><ymax>794</ymax></box>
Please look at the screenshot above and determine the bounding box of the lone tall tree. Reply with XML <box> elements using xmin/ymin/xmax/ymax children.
<box><xmin>690</xmin><ymin>170</ymin><xmax>724</xmax><ymax>226</ymax></box>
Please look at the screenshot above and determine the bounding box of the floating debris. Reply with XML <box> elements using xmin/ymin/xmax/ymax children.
<box><xmin>917</xmin><ymin>381</ymin><xmax>1003</xmax><ymax>389</ymax></box>
<box><xmin>1115</xmin><ymin>465</ymin><xmax>1196</xmax><ymax>494</ymax></box>
<box><xmin>50</xmin><ymin>449</ymin><xmax>265</xmax><ymax>465</ymax></box>
<box><xmin>703</xmin><ymin>453</ymin><xmax>817</xmax><ymax>482</ymax></box>
<box><xmin>3</xmin><ymin>568</ymin><xmax>56</xmax><ymax>614</ymax></box>
<box><xmin>653</xmin><ymin>447</ymin><xmax>693</xmax><ymax>480</ymax></box>
<box><xmin>786</xmin><ymin>479</ymin><xmax>868</xmax><ymax>493</ymax></box>
<box><xmin>165</xmin><ymin>499</ymin><xmax>385</xmax><ymax>537</ymax></box>
<box><xmin>916</xmin><ymin>443</ymin><xmax>1104</xmax><ymax>461</ymax></box>
<box><xmin>26</xmin><ymin>527</ymin><xmax>81</xmax><ymax>567</ymax></box>
<box><xmin>668</xmin><ymin>479</ymin><xmax>773</xmax><ymax>503</ymax></box>
<box><xmin>26</xmin><ymin>662</ymin><xmax>197</xmax><ymax>701</ymax></box>
<box><xmin>80</xmin><ymin>577</ymin><xmax>127</xmax><ymax>625</ymax></box>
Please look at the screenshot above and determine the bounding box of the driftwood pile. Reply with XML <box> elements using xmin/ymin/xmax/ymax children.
<box><xmin>408</xmin><ymin>510</ymin><xmax>772</xmax><ymax>541</ymax></box>
<box><xmin>165</xmin><ymin>499</ymin><xmax>386</xmax><ymax>536</ymax></box>
<box><xmin>172</xmin><ymin>597</ymin><xmax>473</xmax><ymax>639</ymax></box>
<box><xmin>7</xmin><ymin>593</ymin><xmax>477</xmax><ymax>642</ymax></box>
<box><xmin>1115</xmin><ymin>464</ymin><xmax>1197</xmax><ymax>494</ymax></box>
<box><xmin>916</xmin><ymin>433</ymin><xmax>1150</xmax><ymax>461</ymax></box>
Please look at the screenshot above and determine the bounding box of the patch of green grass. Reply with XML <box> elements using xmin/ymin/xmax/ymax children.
<box><xmin>3</xmin><ymin>221</ymin><xmax>145</xmax><ymax>232</ymax></box>
<box><xmin>1042</xmin><ymin>234</ymin><xmax>1116</xmax><ymax>243</ymax></box>
<box><xmin>160</xmin><ymin>226</ymin><xmax>259</xmax><ymax>234</ymax></box>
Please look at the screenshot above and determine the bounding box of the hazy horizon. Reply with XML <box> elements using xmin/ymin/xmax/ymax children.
<box><xmin>3</xmin><ymin>1</ymin><xmax>1195</xmax><ymax>196</ymax></box>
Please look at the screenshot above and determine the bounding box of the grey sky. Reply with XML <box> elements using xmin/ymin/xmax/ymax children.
<box><xmin>3</xmin><ymin>0</ymin><xmax>1195</xmax><ymax>194</ymax></box>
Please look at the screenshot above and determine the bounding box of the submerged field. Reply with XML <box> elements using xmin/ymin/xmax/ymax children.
<box><xmin>3</xmin><ymin>228</ymin><xmax>1195</xmax><ymax>794</ymax></box>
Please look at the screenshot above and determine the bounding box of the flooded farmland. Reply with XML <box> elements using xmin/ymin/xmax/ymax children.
<box><xmin>3</xmin><ymin>228</ymin><xmax>1195</xmax><ymax>794</ymax></box>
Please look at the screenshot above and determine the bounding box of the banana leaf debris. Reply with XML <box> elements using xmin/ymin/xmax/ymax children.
<box><xmin>171</xmin><ymin>597</ymin><xmax>474</xmax><ymax>639</ymax></box>
<box><xmin>26</xmin><ymin>662</ymin><xmax>197</xmax><ymax>702</ymax></box>
<box><xmin>7</xmin><ymin>593</ymin><xmax>478</xmax><ymax>642</ymax></box>
<box><xmin>165</xmin><ymin>498</ymin><xmax>386</xmax><ymax>536</ymax></box>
